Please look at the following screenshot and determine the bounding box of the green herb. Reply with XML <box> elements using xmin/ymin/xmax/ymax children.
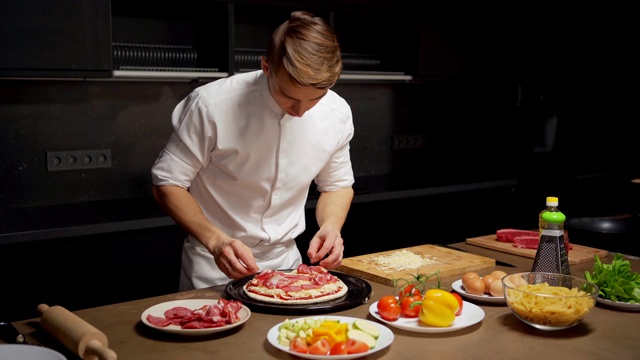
<box><xmin>584</xmin><ymin>253</ymin><xmax>640</xmax><ymax>303</ymax></box>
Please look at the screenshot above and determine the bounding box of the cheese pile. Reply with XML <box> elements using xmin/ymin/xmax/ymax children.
<box><xmin>369</xmin><ymin>250</ymin><xmax>439</xmax><ymax>272</ymax></box>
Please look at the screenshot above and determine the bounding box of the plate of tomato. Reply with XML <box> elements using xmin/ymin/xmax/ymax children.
<box><xmin>267</xmin><ymin>316</ymin><xmax>394</xmax><ymax>359</ymax></box>
<box><xmin>369</xmin><ymin>297</ymin><xmax>485</xmax><ymax>333</ymax></box>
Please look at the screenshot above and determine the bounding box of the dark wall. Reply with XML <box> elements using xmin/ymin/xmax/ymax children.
<box><xmin>0</xmin><ymin>5</ymin><xmax>637</xmax><ymax>322</ymax></box>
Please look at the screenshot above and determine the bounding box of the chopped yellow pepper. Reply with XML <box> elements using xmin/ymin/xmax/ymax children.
<box><xmin>307</xmin><ymin>321</ymin><xmax>348</xmax><ymax>346</ymax></box>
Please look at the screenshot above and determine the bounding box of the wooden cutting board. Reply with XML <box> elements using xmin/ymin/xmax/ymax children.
<box><xmin>336</xmin><ymin>245</ymin><xmax>495</xmax><ymax>287</ymax></box>
<box><xmin>466</xmin><ymin>234</ymin><xmax>608</xmax><ymax>265</ymax></box>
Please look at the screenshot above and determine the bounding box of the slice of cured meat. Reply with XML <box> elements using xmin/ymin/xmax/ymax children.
<box><xmin>146</xmin><ymin>299</ymin><xmax>244</xmax><ymax>329</ymax></box>
<box><xmin>496</xmin><ymin>229</ymin><xmax>539</xmax><ymax>242</ymax></box>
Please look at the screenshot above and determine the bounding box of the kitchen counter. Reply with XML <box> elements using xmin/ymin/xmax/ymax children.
<box><xmin>5</xmin><ymin>243</ymin><xmax>640</xmax><ymax>360</ymax></box>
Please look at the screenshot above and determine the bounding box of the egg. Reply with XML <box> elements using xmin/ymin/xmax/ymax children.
<box><xmin>462</xmin><ymin>272</ymin><xmax>480</xmax><ymax>288</ymax></box>
<box><xmin>489</xmin><ymin>279</ymin><xmax>504</xmax><ymax>297</ymax></box>
<box><xmin>481</xmin><ymin>274</ymin><xmax>498</xmax><ymax>294</ymax></box>
<box><xmin>464</xmin><ymin>277</ymin><xmax>486</xmax><ymax>295</ymax></box>
<box><xmin>490</xmin><ymin>270</ymin><xmax>508</xmax><ymax>280</ymax></box>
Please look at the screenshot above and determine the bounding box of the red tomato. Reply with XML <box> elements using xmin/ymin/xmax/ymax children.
<box><xmin>376</xmin><ymin>295</ymin><xmax>401</xmax><ymax>321</ymax></box>
<box><xmin>330</xmin><ymin>340</ymin><xmax>348</xmax><ymax>355</ymax></box>
<box><xmin>451</xmin><ymin>291</ymin><xmax>463</xmax><ymax>316</ymax></box>
<box><xmin>401</xmin><ymin>283</ymin><xmax>421</xmax><ymax>297</ymax></box>
<box><xmin>346</xmin><ymin>339</ymin><xmax>369</xmax><ymax>354</ymax></box>
<box><xmin>400</xmin><ymin>293</ymin><xmax>422</xmax><ymax>318</ymax></box>
<box><xmin>308</xmin><ymin>338</ymin><xmax>331</xmax><ymax>355</ymax></box>
<box><xmin>289</xmin><ymin>337</ymin><xmax>309</xmax><ymax>354</ymax></box>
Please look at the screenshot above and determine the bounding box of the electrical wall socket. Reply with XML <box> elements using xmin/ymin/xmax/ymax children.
<box><xmin>47</xmin><ymin>149</ymin><xmax>112</xmax><ymax>172</ymax></box>
<box><xmin>393</xmin><ymin>134</ymin><xmax>427</xmax><ymax>149</ymax></box>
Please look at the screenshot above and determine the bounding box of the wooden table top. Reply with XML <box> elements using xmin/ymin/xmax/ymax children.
<box><xmin>5</xmin><ymin>243</ymin><xmax>640</xmax><ymax>360</ymax></box>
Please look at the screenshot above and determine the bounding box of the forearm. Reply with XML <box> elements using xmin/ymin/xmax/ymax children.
<box><xmin>315</xmin><ymin>187</ymin><xmax>354</xmax><ymax>232</ymax></box>
<box><xmin>152</xmin><ymin>184</ymin><xmax>223</xmax><ymax>251</ymax></box>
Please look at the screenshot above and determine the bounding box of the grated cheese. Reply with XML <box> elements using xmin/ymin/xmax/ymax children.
<box><xmin>369</xmin><ymin>249</ymin><xmax>439</xmax><ymax>272</ymax></box>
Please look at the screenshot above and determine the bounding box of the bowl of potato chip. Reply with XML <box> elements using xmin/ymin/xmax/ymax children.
<box><xmin>502</xmin><ymin>272</ymin><xmax>598</xmax><ymax>330</ymax></box>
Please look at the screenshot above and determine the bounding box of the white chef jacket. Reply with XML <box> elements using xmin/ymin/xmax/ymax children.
<box><xmin>151</xmin><ymin>70</ymin><xmax>355</xmax><ymax>289</ymax></box>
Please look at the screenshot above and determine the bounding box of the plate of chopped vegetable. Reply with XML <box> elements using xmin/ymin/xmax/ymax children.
<box><xmin>267</xmin><ymin>316</ymin><xmax>393</xmax><ymax>359</ymax></box>
<box><xmin>584</xmin><ymin>253</ymin><xmax>640</xmax><ymax>311</ymax></box>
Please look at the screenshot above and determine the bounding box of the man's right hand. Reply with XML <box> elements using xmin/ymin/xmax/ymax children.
<box><xmin>211</xmin><ymin>236</ymin><xmax>260</xmax><ymax>280</ymax></box>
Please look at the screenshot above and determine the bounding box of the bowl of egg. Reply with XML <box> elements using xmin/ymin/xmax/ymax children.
<box><xmin>502</xmin><ymin>272</ymin><xmax>598</xmax><ymax>330</ymax></box>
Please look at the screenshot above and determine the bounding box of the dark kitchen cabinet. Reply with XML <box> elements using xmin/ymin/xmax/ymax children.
<box><xmin>110</xmin><ymin>0</ymin><xmax>230</xmax><ymax>80</ymax></box>
<box><xmin>0</xmin><ymin>0</ymin><xmax>112</xmax><ymax>78</ymax></box>
<box><xmin>1</xmin><ymin>0</ymin><xmax>416</xmax><ymax>82</ymax></box>
<box><xmin>232</xmin><ymin>1</ymin><xmax>416</xmax><ymax>81</ymax></box>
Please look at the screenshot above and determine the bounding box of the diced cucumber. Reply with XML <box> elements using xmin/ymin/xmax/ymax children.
<box><xmin>353</xmin><ymin>319</ymin><xmax>380</xmax><ymax>339</ymax></box>
<box><xmin>347</xmin><ymin>329</ymin><xmax>377</xmax><ymax>349</ymax></box>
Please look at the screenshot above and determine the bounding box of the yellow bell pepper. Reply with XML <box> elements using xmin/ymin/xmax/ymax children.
<box><xmin>418</xmin><ymin>289</ymin><xmax>459</xmax><ymax>327</ymax></box>
<box><xmin>307</xmin><ymin>321</ymin><xmax>348</xmax><ymax>346</ymax></box>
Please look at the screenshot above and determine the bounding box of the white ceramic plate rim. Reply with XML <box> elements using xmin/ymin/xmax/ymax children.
<box><xmin>141</xmin><ymin>299</ymin><xmax>251</xmax><ymax>335</ymax></box>
<box><xmin>368</xmin><ymin>299</ymin><xmax>485</xmax><ymax>333</ymax></box>
<box><xmin>267</xmin><ymin>315</ymin><xmax>394</xmax><ymax>360</ymax></box>
<box><xmin>596</xmin><ymin>297</ymin><xmax>640</xmax><ymax>311</ymax></box>
<box><xmin>451</xmin><ymin>279</ymin><xmax>506</xmax><ymax>304</ymax></box>
<box><xmin>0</xmin><ymin>344</ymin><xmax>67</xmax><ymax>360</ymax></box>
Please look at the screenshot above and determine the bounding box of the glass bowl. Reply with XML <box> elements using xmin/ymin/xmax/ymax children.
<box><xmin>502</xmin><ymin>272</ymin><xmax>598</xmax><ymax>330</ymax></box>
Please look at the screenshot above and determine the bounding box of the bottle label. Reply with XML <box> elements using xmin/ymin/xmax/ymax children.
<box><xmin>541</xmin><ymin>211</ymin><xmax>566</xmax><ymax>223</ymax></box>
<box><xmin>541</xmin><ymin>229</ymin><xmax>564</xmax><ymax>236</ymax></box>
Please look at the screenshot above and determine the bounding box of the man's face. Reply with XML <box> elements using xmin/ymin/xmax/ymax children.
<box><xmin>262</xmin><ymin>57</ymin><xmax>327</xmax><ymax>118</ymax></box>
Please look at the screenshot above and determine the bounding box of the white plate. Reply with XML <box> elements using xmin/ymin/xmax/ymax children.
<box><xmin>451</xmin><ymin>279</ymin><xmax>506</xmax><ymax>304</ymax></box>
<box><xmin>267</xmin><ymin>316</ymin><xmax>394</xmax><ymax>360</ymax></box>
<box><xmin>141</xmin><ymin>299</ymin><xmax>251</xmax><ymax>335</ymax></box>
<box><xmin>596</xmin><ymin>297</ymin><xmax>640</xmax><ymax>311</ymax></box>
<box><xmin>0</xmin><ymin>344</ymin><xmax>67</xmax><ymax>360</ymax></box>
<box><xmin>368</xmin><ymin>299</ymin><xmax>485</xmax><ymax>333</ymax></box>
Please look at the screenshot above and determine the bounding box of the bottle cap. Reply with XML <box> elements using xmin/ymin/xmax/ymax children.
<box><xmin>546</xmin><ymin>196</ymin><xmax>559</xmax><ymax>206</ymax></box>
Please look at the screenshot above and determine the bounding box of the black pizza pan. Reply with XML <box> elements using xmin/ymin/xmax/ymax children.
<box><xmin>223</xmin><ymin>269</ymin><xmax>372</xmax><ymax>315</ymax></box>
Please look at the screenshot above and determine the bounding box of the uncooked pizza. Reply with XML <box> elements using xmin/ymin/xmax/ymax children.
<box><xmin>242</xmin><ymin>264</ymin><xmax>349</xmax><ymax>304</ymax></box>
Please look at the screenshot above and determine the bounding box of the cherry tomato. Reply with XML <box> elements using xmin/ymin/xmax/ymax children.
<box><xmin>289</xmin><ymin>336</ymin><xmax>309</xmax><ymax>354</ymax></box>
<box><xmin>400</xmin><ymin>293</ymin><xmax>422</xmax><ymax>318</ymax></box>
<box><xmin>346</xmin><ymin>339</ymin><xmax>369</xmax><ymax>354</ymax></box>
<box><xmin>401</xmin><ymin>283</ymin><xmax>421</xmax><ymax>297</ymax></box>
<box><xmin>330</xmin><ymin>340</ymin><xmax>348</xmax><ymax>355</ymax></box>
<box><xmin>451</xmin><ymin>291</ymin><xmax>463</xmax><ymax>316</ymax></box>
<box><xmin>308</xmin><ymin>338</ymin><xmax>331</xmax><ymax>355</ymax></box>
<box><xmin>376</xmin><ymin>295</ymin><xmax>401</xmax><ymax>321</ymax></box>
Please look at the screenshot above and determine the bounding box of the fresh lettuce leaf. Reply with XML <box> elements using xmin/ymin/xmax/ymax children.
<box><xmin>585</xmin><ymin>253</ymin><xmax>640</xmax><ymax>303</ymax></box>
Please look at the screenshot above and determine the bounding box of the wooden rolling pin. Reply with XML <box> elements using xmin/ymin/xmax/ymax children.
<box><xmin>37</xmin><ymin>304</ymin><xmax>117</xmax><ymax>360</ymax></box>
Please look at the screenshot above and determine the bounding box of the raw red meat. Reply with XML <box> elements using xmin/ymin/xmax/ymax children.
<box><xmin>512</xmin><ymin>236</ymin><xmax>540</xmax><ymax>249</ymax></box>
<box><xmin>512</xmin><ymin>235</ymin><xmax>573</xmax><ymax>251</ymax></box>
<box><xmin>496</xmin><ymin>229</ymin><xmax>539</xmax><ymax>242</ymax></box>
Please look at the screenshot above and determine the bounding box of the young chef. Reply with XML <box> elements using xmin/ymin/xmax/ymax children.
<box><xmin>151</xmin><ymin>11</ymin><xmax>355</xmax><ymax>290</ymax></box>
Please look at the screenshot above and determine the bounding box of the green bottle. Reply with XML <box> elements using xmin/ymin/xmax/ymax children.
<box><xmin>531</xmin><ymin>197</ymin><xmax>571</xmax><ymax>276</ymax></box>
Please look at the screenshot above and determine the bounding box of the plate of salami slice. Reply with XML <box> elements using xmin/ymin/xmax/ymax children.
<box><xmin>141</xmin><ymin>298</ymin><xmax>251</xmax><ymax>335</ymax></box>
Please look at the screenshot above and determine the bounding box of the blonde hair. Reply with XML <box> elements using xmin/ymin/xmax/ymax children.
<box><xmin>266</xmin><ymin>11</ymin><xmax>342</xmax><ymax>89</ymax></box>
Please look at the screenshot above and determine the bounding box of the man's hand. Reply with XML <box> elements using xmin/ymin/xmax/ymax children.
<box><xmin>307</xmin><ymin>227</ymin><xmax>344</xmax><ymax>269</ymax></box>
<box><xmin>210</xmin><ymin>236</ymin><xmax>260</xmax><ymax>279</ymax></box>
